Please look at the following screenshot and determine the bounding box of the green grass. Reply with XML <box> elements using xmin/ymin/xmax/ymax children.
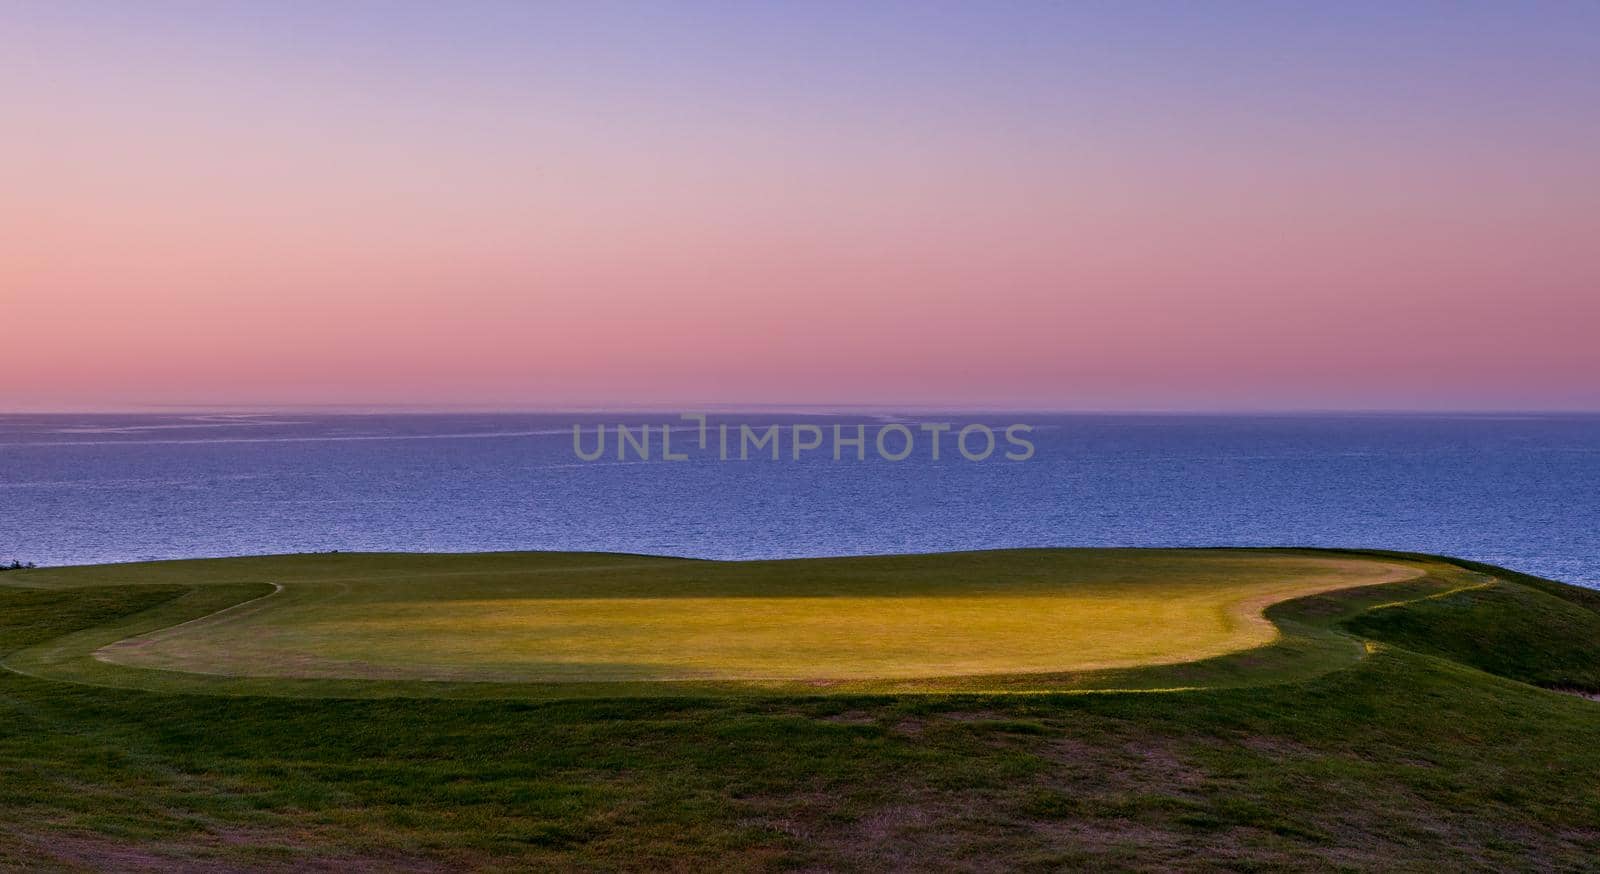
<box><xmin>2</xmin><ymin>548</ymin><xmax>1598</xmax><ymax>870</ymax></box>
<box><xmin>4</xmin><ymin>549</ymin><xmax>1434</xmax><ymax>696</ymax></box>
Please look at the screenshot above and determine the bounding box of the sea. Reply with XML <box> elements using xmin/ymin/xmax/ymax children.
<box><xmin>2</xmin><ymin>412</ymin><xmax>1597</xmax><ymax>588</ymax></box>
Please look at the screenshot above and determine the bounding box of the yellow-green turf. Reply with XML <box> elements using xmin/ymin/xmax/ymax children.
<box><xmin>1</xmin><ymin>548</ymin><xmax>1485</xmax><ymax>697</ymax></box>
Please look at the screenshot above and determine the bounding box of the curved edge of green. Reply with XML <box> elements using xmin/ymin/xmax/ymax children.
<box><xmin>0</xmin><ymin>549</ymin><xmax>1501</xmax><ymax>700</ymax></box>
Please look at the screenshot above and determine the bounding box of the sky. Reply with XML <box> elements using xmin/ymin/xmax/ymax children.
<box><xmin>3</xmin><ymin>1</ymin><xmax>1598</xmax><ymax>411</ymax></box>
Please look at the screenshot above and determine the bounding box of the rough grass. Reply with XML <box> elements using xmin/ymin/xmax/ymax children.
<box><xmin>1</xmin><ymin>549</ymin><xmax>1598</xmax><ymax>870</ymax></box>
<box><xmin>1346</xmin><ymin>578</ymin><xmax>1600</xmax><ymax>693</ymax></box>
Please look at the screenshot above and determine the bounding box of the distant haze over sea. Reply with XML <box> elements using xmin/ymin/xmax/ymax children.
<box><xmin>3</xmin><ymin>413</ymin><xmax>1598</xmax><ymax>588</ymax></box>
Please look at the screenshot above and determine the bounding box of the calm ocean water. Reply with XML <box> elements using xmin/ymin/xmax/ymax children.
<box><xmin>2</xmin><ymin>413</ymin><xmax>1597</xmax><ymax>588</ymax></box>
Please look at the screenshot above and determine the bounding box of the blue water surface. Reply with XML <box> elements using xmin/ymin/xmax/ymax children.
<box><xmin>1</xmin><ymin>412</ymin><xmax>1596</xmax><ymax>587</ymax></box>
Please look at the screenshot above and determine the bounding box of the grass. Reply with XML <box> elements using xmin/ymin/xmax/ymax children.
<box><xmin>1</xmin><ymin>548</ymin><xmax>1598</xmax><ymax>870</ymax></box>
<box><xmin>7</xmin><ymin>549</ymin><xmax>1425</xmax><ymax>693</ymax></box>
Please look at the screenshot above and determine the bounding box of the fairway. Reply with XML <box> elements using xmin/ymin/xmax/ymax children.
<box><xmin>5</xmin><ymin>549</ymin><xmax>1424</xmax><ymax>692</ymax></box>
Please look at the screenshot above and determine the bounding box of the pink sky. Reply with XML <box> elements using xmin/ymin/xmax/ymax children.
<box><xmin>4</xmin><ymin>3</ymin><xmax>1598</xmax><ymax>411</ymax></box>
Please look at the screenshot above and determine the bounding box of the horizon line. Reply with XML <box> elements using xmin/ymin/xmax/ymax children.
<box><xmin>4</xmin><ymin>404</ymin><xmax>1600</xmax><ymax>417</ymax></box>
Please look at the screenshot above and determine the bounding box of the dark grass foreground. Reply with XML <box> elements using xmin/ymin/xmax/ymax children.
<box><xmin>3</xmin><ymin>555</ymin><xmax>1600</xmax><ymax>871</ymax></box>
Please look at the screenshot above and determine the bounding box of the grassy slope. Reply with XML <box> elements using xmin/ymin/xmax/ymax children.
<box><xmin>0</xmin><ymin>551</ymin><xmax>1598</xmax><ymax>870</ymax></box>
<box><xmin>1344</xmin><ymin>555</ymin><xmax>1600</xmax><ymax>693</ymax></box>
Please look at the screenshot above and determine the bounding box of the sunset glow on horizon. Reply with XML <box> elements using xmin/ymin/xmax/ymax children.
<box><xmin>5</xmin><ymin>1</ymin><xmax>1599</xmax><ymax>411</ymax></box>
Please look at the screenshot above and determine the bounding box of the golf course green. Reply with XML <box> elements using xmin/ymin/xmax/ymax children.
<box><xmin>7</xmin><ymin>549</ymin><xmax>1434</xmax><ymax>694</ymax></box>
<box><xmin>4</xmin><ymin>548</ymin><xmax>1600</xmax><ymax>869</ymax></box>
